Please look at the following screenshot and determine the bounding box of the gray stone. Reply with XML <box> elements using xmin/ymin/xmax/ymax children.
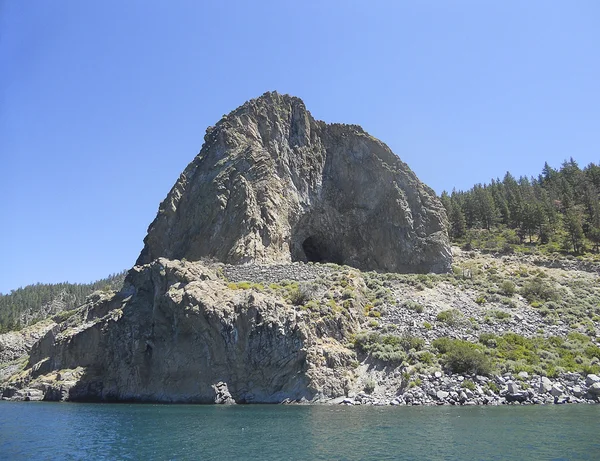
<box><xmin>517</xmin><ymin>371</ymin><xmax>529</xmax><ymax>379</ymax></box>
<box><xmin>137</xmin><ymin>92</ymin><xmax>452</xmax><ymax>274</ymax></box>
<box><xmin>588</xmin><ymin>382</ymin><xmax>600</xmax><ymax>396</ymax></box>
<box><xmin>550</xmin><ymin>384</ymin><xmax>565</xmax><ymax>397</ymax></box>
<box><xmin>2</xmin><ymin>259</ymin><xmax>361</xmax><ymax>403</ymax></box>
<box><xmin>514</xmin><ymin>313</ymin><xmax>524</xmax><ymax>322</ymax></box>
<box><xmin>15</xmin><ymin>389</ymin><xmax>44</xmax><ymax>401</ymax></box>
<box><xmin>507</xmin><ymin>381</ymin><xmax>520</xmax><ymax>394</ymax></box>
<box><xmin>212</xmin><ymin>382</ymin><xmax>236</xmax><ymax>404</ymax></box>
<box><xmin>436</xmin><ymin>390</ymin><xmax>449</xmax><ymax>400</ymax></box>
<box><xmin>571</xmin><ymin>385</ymin><xmax>584</xmax><ymax>398</ymax></box>
<box><xmin>540</xmin><ymin>377</ymin><xmax>553</xmax><ymax>393</ymax></box>
<box><xmin>585</xmin><ymin>374</ymin><xmax>600</xmax><ymax>386</ymax></box>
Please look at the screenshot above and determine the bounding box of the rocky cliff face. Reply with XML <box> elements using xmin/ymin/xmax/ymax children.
<box><xmin>138</xmin><ymin>92</ymin><xmax>451</xmax><ymax>274</ymax></box>
<box><xmin>4</xmin><ymin>259</ymin><xmax>360</xmax><ymax>402</ymax></box>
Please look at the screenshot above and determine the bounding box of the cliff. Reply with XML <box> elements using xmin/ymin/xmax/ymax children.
<box><xmin>3</xmin><ymin>259</ymin><xmax>362</xmax><ymax>402</ymax></box>
<box><xmin>137</xmin><ymin>91</ymin><xmax>452</xmax><ymax>274</ymax></box>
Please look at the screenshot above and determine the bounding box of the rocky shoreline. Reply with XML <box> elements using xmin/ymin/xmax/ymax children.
<box><xmin>327</xmin><ymin>371</ymin><xmax>600</xmax><ymax>407</ymax></box>
<box><xmin>5</xmin><ymin>371</ymin><xmax>600</xmax><ymax>406</ymax></box>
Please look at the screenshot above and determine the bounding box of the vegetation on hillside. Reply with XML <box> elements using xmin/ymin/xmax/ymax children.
<box><xmin>0</xmin><ymin>271</ymin><xmax>127</xmax><ymax>333</ymax></box>
<box><xmin>441</xmin><ymin>159</ymin><xmax>600</xmax><ymax>256</ymax></box>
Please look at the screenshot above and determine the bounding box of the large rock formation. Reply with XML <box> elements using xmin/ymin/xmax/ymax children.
<box><xmin>0</xmin><ymin>93</ymin><xmax>454</xmax><ymax>403</ymax></box>
<box><xmin>138</xmin><ymin>92</ymin><xmax>451</xmax><ymax>274</ymax></box>
<box><xmin>2</xmin><ymin>259</ymin><xmax>361</xmax><ymax>402</ymax></box>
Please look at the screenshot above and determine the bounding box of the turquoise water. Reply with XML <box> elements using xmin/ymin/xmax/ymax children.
<box><xmin>0</xmin><ymin>402</ymin><xmax>598</xmax><ymax>460</ymax></box>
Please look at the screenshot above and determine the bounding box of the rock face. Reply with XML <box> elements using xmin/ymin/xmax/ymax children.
<box><xmin>9</xmin><ymin>259</ymin><xmax>360</xmax><ymax>403</ymax></box>
<box><xmin>137</xmin><ymin>92</ymin><xmax>451</xmax><ymax>274</ymax></box>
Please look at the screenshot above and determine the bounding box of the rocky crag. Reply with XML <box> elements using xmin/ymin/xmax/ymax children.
<box><xmin>137</xmin><ymin>91</ymin><xmax>451</xmax><ymax>274</ymax></box>
<box><xmin>1</xmin><ymin>259</ymin><xmax>361</xmax><ymax>402</ymax></box>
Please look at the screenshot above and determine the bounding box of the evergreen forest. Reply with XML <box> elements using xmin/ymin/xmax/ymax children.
<box><xmin>441</xmin><ymin>159</ymin><xmax>600</xmax><ymax>256</ymax></box>
<box><xmin>0</xmin><ymin>271</ymin><xmax>127</xmax><ymax>333</ymax></box>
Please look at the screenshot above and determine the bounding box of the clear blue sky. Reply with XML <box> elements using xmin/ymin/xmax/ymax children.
<box><xmin>1</xmin><ymin>1</ymin><xmax>599</xmax><ymax>293</ymax></box>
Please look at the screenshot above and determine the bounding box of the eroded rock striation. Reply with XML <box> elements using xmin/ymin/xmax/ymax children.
<box><xmin>2</xmin><ymin>259</ymin><xmax>360</xmax><ymax>402</ymax></box>
<box><xmin>138</xmin><ymin>91</ymin><xmax>451</xmax><ymax>274</ymax></box>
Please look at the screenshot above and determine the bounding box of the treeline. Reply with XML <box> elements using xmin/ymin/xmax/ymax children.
<box><xmin>0</xmin><ymin>271</ymin><xmax>127</xmax><ymax>334</ymax></box>
<box><xmin>441</xmin><ymin>159</ymin><xmax>600</xmax><ymax>254</ymax></box>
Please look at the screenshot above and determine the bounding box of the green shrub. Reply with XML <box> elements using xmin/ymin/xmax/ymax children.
<box><xmin>500</xmin><ymin>280</ymin><xmax>516</xmax><ymax>296</ymax></box>
<box><xmin>520</xmin><ymin>277</ymin><xmax>559</xmax><ymax>303</ymax></box>
<box><xmin>342</xmin><ymin>289</ymin><xmax>355</xmax><ymax>299</ymax></box>
<box><xmin>404</xmin><ymin>300</ymin><xmax>424</xmax><ymax>313</ymax></box>
<box><xmin>364</xmin><ymin>379</ymin><xmax>376</xmax><ymax>394</ymax></box>
<box><xmin>490</xmin><ymin>309</ymin><xmax>511</xmax><ymax>320</ymax></box>
<box><xmin>416</xmin><ymin>351</ymin><xmax>435</xmax><ymax>365</ymax></box>
<box><xmin>288</xmin><ymin>284</ymin><xmax>314</xmax><ymax>305</ymax></box>
<box><xmin>53</xmin><ymin>309</ymin><xmax>78</xmax><ymax>323</ymax></box>
<box><xmin>584</xmin><ymin>345</ymin><xmax>600</xmax><ymax>360</ymax></box>
<box><xmin>486</xmin><ymin>381</ymin><xmax>499</xmax><ymax>393</ymax></box>
<box><xmin>353</xmin><ymin>332</ymin><xmax>424</xmax><ymax>365</ymax></box>
<box><xmin>228</xmin><ymin>281</ymin><xmax>263</xmax><ymax>291</ymax></box>
<box><xmin>436</xmin><ymin>309</ymin><xmax>465</xmax><ymax>326</ymax></box>
<box><xmin>479</xmin><ymin>333</ymin><xmax>498</xmax><ymax>347</ymax></box>
<box><xmin>408</xmin><ymin>377</ymin><xmax>422</xmax><ymax>388</ymax></box>
<box><xmin>304</xmin><ymin>300</ymin><xmax>319</xmax><ymax>312</ymax></box>
<box><xmin>435</xmin><ymin>338</ymin><xmax>494</xmax><ymax>376</ymax></box>
<box><xmin>432</xmin><ymin>337</ymin><xmax>453</xmax><ymax>354</ymax></box>
<box><xmin>461</xmin><ymin>379</ymin><xmax>476</xmax><ymax>391</ymax></box>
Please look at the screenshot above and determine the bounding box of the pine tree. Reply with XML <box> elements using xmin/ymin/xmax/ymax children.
<box><xmin>442</xmin><ymin>197</ymin><xmax>465</xmax><ymax>239</ymax></box>
<box><xmin>562</xmin><ymin>209</ymin><xmax>586</xmax><ymax>254</ymax></box>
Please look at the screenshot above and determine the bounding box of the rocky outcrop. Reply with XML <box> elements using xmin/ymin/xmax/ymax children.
<box><xmin>0</xmin><ymin>320</ymin><xmax>55</xmax><ymax>364</ymax></box>
<box><xmin>137</xmin><ymin>92</ymin><xmax>451</xmax><ymax>274</ymax></box>
<box><xmin>3</xmin><ymin>259</ymin><xmax>361</xmax><ymax>403</ymax></box>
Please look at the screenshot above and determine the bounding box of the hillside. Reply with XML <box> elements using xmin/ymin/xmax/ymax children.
<box><xmin>0</xmin><ymin>272</ymin><xmax>127</xmax><ymax>333</ymax></box>
<box><xmin>1</xmin><ymin>248</ymin><xmax>599</xmax><ymax>405</ymax></box>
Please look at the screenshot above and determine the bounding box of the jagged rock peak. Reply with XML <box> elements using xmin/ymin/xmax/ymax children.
<box><xmin>137</xmin><ymin>92</ymin><xmax>452</xmax><ymax>273</ymax></box>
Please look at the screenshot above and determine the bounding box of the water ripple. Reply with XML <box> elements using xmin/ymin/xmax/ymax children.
<box><xmin>0</xmin><ymin>403</ymin><xmax>598</xmax><ymax>460</ymax></box>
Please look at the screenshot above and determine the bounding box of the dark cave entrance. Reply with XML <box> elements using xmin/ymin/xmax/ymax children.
<box><xmin>302</xmin><ymin>236</ymin><xmax>324</xmax><ymax>263</ymax></box>
<box><xmin>301</xmin><ymin>236</ymin><xmax>342</xmax><ymax>264</ymax></box>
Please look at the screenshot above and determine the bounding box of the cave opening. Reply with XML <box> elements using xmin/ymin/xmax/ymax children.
<box><xmin>302</xmin><ymin>236</ymin><xmax>324</xmax><ymax>263</ymax></box>
<box><xmin>301</xmin><ymin>236</ymin><xmax>342</xmax><ymax>264</ymax></box>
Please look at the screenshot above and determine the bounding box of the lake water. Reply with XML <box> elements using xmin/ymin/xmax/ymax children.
<box><xmin>0</xmin><ymin>402</ymin><xmax>598</xmax><ymax>460</ymax></box>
